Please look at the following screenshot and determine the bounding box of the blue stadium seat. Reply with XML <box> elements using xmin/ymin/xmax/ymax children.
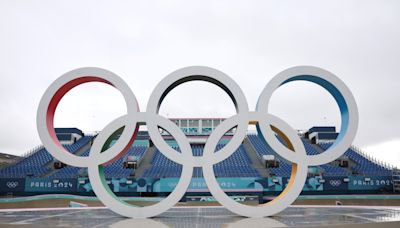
<box><xmin>50</xmin><ymin>146</ymin><xmax>148</xmax><ymax>178</ymax></box>
<box><xmin>248</xmin><ymin>134</ymin><xmax>352</xmax><ymax>177</ymax></box>
<box><xmin>142</xmin><ymin>144</ymin><xmax>260</xmax><ymax>178</ymax></box>
<box><xmin>319</xmin><ymin>143</ymin><xmax>392</xmax><ymax>176</ymax></box>
<box><xmin>0</xmin><ymin>133</ymin><xmax>393</xmax><ymax>179</ymax></box>
<box><xmin>0</xmin><ymin>136</ymin><xmax>93</xmax><ymax>178</ymax></box>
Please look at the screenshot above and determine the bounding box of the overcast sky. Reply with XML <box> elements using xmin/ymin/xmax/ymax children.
<box><xmin>0</xmin><ymin>1</ymin><xmax>399</xmax><ymax>167</ymax></box>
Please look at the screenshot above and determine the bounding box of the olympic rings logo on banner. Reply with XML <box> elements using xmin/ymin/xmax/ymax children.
<box><xmin>6</xmin><ymin>181</ymin><xmax>19</xmax><ymax>189</ymax></box>
<box><xmin>37</xmin><ymin>66</ymin><xmax>358</xmax><ymax>218</ymax></box>
<box><xmin>329</xmin><ymin>180</ymin><xmax>342</xmax><ymax>187</ymax></box>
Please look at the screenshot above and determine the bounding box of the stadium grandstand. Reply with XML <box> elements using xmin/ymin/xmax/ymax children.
<box><xmin>1</xmin><ymin>119</ymin><xmax>399</xmax><ymax>200</ymax></box>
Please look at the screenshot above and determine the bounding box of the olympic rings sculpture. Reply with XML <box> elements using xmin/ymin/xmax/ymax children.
<box><xmin>37</xmin><ymin>66</ymin><xmax>358</xmax><ymax>218</ymax></box>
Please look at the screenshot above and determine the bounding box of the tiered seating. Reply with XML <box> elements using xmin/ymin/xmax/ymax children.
<box><xmin>103</xmin><ymin>146</ymin><xmax>147</xmax><ymax>178</ymax></box>
<box><xmin>248</xmin><ymin>134</ymin><xmax>291</xmax><ymax>177</ymax></box>
<box><xmin>63</xmin><ymin>136</ymin><xmax>92</xmax><ymax>153</ymax></box>
<box><xmin>247</xmin><ymin>134</ymin><xmax>273</xmax><ymax>158</ymax></box>
<box><xmin>248</xmin><ymin>134</ymin><xmax>350</xmax><ymax>177</ymax></box>
<box><xmin>320</xmin><ymin>143</ymin><xmax>392</xmax><ymax>176</ymax></box>
<box><xmin>1</xmin><ymin>131</ymin><xmax>392</xmax><ymax>179</ymax></box>
<box><xmin>142</xmin><ymin>144</ymin><xmax>260</xmax><ymax>178</ymax></box>
<box><xmin>0</xmin><ymin>147</ymin><xmax>53</xmax><ymax>178</ymax></box>
<box><xmin>301</xmin><ymin>138</ymin><xmax>319</xmax><ymax>155</ymax></box>
<box><xmin>50</xmin><ymin>149</ymin><xmax>90</xmax><ymax>178</ymax></box>
<box><xmin>320</xmin><ymin>165</ymin><xmax>348</xmax><ymax>176</ymax></box>
<box><xmin>213</xmin><ymin>144</ymin><xmax>260</xmax><ymax>177</ymax></box>
<box><xmin>142</xmin><ymin>149</ymin><xmax>181</xmax><ymax>178</ymax></box>
<box><xmin>302</xmin><ymin>139</ymin><xmax>349</xmax><ymax>176</ymax></box>
<box><xmin>0</xmin><ymin>136</ymin><xmax>93</xmax><ymax>178</ymax></box>
<box><xmin>51</xmin><ymin>146</ymin><xmax>148</xmax><ymax>178</ymax></box>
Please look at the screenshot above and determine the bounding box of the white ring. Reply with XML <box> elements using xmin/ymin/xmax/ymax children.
<box><xmin>203</xmin><ymin>112</ymin><xmax>308</xmax><ymax>217</ymax></box>
<box><xmin>88</xmin><ymin>112</ymin><xmax>193</xmax><ymax>218</ymax></box>
<box><xmin>37</xmin><ymin>67</ymin><xmax>139</xmax><ymax>167</ymax></box>
<box><xmin>257</xmin><ymin>66</ymin><xmax>358</xmax><ymax>166</ymax></box>
<box><xmin>146</xmin><ymin>66</ymin><xmax>249</xmax><ymax>167</ymax></box>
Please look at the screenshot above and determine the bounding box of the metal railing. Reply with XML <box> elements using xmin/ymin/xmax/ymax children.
<box><xmin>350</xmin><ymin>145</ymin><xmax>394</xmax><ymax>170</ymax></box>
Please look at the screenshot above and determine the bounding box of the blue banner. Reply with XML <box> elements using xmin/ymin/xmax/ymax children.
<box><xmin>25</xmin><ymin>178</ymin><xmax>77</xmax><ymax>192</ymax></box>
<box><xmin>0</xmin><ymin>178</ymin><xmax>25</xmax><ymax>192</ymax></box>
<box><xmin>323</xmin><ymin>177</ymin><xmax>348</xmax><ymax>191</ymax></box>
<box><xmin>258</xmin><ymin>177</ymin><xmax>283</xmax><ymax>191</ymax></box>
<box><xmin>77</xmin><ymin>177</ymin><xmax>275</xmax><ymax>193</ymax></box>
<box><xmin>77</xmin><ymin>178</ymin><xmax>92</xmax><ymax>192</ymax></box>
<box><xmin>7</xmin><ymin>176</ymin><xmax>393</xmax><ymax>193</ymax></box>
<box><xmin>154</xmin><ymin>178</ymin><xmax>266</xmax><ymax>192</ymax></box>
<box><xmin>349</xmin><ymin>176</ymin><xmax>392</xmax><ymax>191</ymax></box>
<box><xmin>303</xmin><ymin>176</ymin><xmax>324</xmax><ymax>191</ymax></box>
<box><xmin>77</xmin><ymin>178</ymin><xmax>139</xmax><ymax>193</ymax></box>
<box><xmin>283</xmin><ymin>176</ymin><xmax>324</xmax><ymax>191</ymax></box>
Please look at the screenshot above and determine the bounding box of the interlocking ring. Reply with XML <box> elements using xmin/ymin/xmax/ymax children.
<box><xmin>329</xmin><ymin>180</ymin><xmax>342</xmax><ymax>187</ymax></box>
<box><xmin>37</xmin><ymin>66</ymin><xmax>358</xmax><ymax>218</ymax></box>
<box><xmin>6</xmin><ymin>181</ymin><xmax>19</xmax><ymax>189</ymax></box>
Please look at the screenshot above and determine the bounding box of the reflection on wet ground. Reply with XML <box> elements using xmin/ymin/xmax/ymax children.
<box><xmin>0</xmin><ymin>206</ymin><xmax>399</xmax><ymax>227</ymax></box>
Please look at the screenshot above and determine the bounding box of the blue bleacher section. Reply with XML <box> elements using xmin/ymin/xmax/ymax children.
<box><xmin>0</xmin><ymin>148</ymin><xmax>52</xmax><ymax>178</ymax></box>
<box><xmin>50</xmin><ymin>149</ymin><xmax>90</xmax><ymax>179</ymax></box>
<box><xmin>51</xmin><ymin>146</ymin><xmax>148</xmax><ymax>178</ymax></box>
<box><xmin>319</xmin><ymin>143</ymin><xmax>392</xmax><ymax>176</ymax></box>
<box><xmin>103</xmin><ymin>146</ymin><xmax>147</xmax><ymax>178</ymax></box>
<box><xmin>301</xmin><ymin>138</ymin><xmax>349</xmax><ymax>176</ymax></box>
<box><xmin>0</xmin><ymin>136</ymin><xmax>92</xmax><ymax>178</ymax></box>
<box><xmin>63</xmin><ymin>136</ymin><xmax>92</xmax><ymax>153</ymax></box>
<box><xmin>142</xmin><ymin>144</ymin><xmax>260</xmax><ymax>178</ymax></box>
<box><xmin>0</xmin><ymin>132</ymin><xmax>393</xmax><ymax>179</ymax></box>
<box><xmin>247</xmin><ymin>134</ymin><xmax>351</xmax><ymax>177</ymax></box>
<box><xmin>248</xmin><ymin>134</ymin><xmax>291</xmax><ymax>177</ymax></box>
